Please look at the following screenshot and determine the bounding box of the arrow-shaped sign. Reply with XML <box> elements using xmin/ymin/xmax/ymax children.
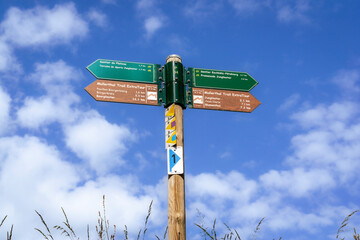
<box><xmin>87</xmin><ymin>59</ymin><xmax>160</xmax><ymax>84</ymax></box>
<box><xmin>85</xmin><ymin>79</ymin><xmax>161</xmax><ymax>106</ymax></box>
<box><xmin>189</xmin><ymin>87</ymin><xmax>260</xmax><ymax>112</ymax></box>
<box><xmin>188</xmin><ymin>67</ymin><xmax>258</xmax><ymax>92</ymax></box>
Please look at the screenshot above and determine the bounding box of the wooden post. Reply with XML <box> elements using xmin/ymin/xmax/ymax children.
<box><xmin>167</xmin><ymin>55</ymin><xmax>186</xmax><ymax>240</ymax></box>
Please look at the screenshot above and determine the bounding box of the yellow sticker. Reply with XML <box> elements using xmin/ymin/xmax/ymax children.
<box><xmin>165</xmin><ymin>104</ymin><xmax>175</xmax><ymax>117</ymax></box>
<box><xmin>166</xmin><ymin>131</ymin><xmax>177</xmax><ymax>144</ymax></box>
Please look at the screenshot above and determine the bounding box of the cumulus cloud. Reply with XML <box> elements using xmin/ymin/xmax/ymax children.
<box><xmin>0</xmin><ymin>86</ymin><xmax>11</xmax><ymax>134</ymax></box>
<box><xmin>136</xmin><ymin>0</ymin><xmax>165</xmax><ymax>39</ymax></box>
<box><xmin>0</xmin><ymin>135</ymin><xmax>166</xmax><ymax>240</ymax></box>
<box><xmin>101</xmin><ymin>0</ymin><xmax>117</xmax><ymax>4</ymax></box>
<box><xmin>290</xmin><ymin>106</ymin><xmax>360</xmax><ymax>178</ymax></box>
<box><xmin>188</xmin><ymin>171</ymin><xmax>258</xmax><ymax>201</ymax></box>
<box><xmin>64</xmin><ymin>114</ymin><xmax>136</xmax><ymax>175</ymax></box>
<box><xmin>144</xmin><ymin>16</ymin><xmax>163</xmax><ymax>38</ymax></box>
<box><xmin>17</xmin><ymin>95</ymin><xmax>79</xmax><ymax>129</ymax></box>
<box><xmin>277</xmin><ymin>93</ymin><xmax>300</xmax><ymax>112</ymax></box>
<box><xmin>276</xmin><ymin>0</ymin><xmax>311</xmax><ymax>23</ymax></box>
<box><xmin>0</xmin><ymin>3</ymin><xmax>88</xmax><ymax>47</ymax></box>
<box><xmin>0</xmin><ymin>40</ymin><xmax>20</xmax><ymax>72</ymax></box>
<box><xmin>228</xmin><ymin>0</ymin><xmax>265</xmax><ymax>13</ymax></box>
<box><xmin>187</xmin><ymin>93</ymin><xmax>360</xmax><ymax>235</ymax></box>
<box><xmin>184</xmin><ymin>0</ymin><xmax>223</xmax><ymax>19</ymax></box>
<box><xmin>227</xmin><ymin>0</ymin><xmax>312</xmax><ymax>23</ymax></box>
<box><xmin>87</xmin><ymin>9</ymin><xmax>108</xmax><ymax>27</ymax></box>
<box><xmin>28</xmin><ymin>60</ymin><xmax>82</xmax><ymax>93</ymax></box>
<box><xmin>260</xmin><ymin>168</ymin><xmax>336</xmax><ymax>197</ymax></box>
<box><xmin>332</xmin><ymin>69</ymin><xmax>360</xmax><ymax>94</ymax></box>
<box><xmin>16</xmin><ymin>60</ymin><xmax>81</xmax><ymax>128</ymax></box>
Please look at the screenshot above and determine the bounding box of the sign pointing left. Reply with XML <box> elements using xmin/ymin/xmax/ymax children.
<box><xmin>85</xmin><ymin>79</ymin><xmax>161</xmax><ymax>106</ymax></box>
<box><xmin>87</xmin><ymin>59</ymin><xmax>160</xmax><ymax>84</ymax></box>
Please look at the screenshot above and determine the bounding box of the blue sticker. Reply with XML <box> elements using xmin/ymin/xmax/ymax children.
<box><xmin>169</xmin><ymin>148</ymin><xmax>181</xmax><ymax>172</ymax></box>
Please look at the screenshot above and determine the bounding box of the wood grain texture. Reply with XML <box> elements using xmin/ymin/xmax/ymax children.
<box><xmin>168</xmin><ymin>104</ymin><xmax>186</xmax><ymax>240</ymax></box>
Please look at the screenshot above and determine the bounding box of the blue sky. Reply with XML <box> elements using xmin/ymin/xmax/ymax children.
<box><xmin>0</xmin><ymin>0</ymin><xmax>359</xmax><ymax>239</ymax></box>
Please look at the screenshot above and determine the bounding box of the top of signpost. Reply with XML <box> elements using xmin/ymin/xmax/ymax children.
<box><xmin>166</xmin><ymin>54</ymin><xmax>182</xmax><ymax>63</ymax></box>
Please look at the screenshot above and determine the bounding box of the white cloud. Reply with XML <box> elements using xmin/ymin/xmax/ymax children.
<box><xmin>136</xmin><ymin>0</ymin><xmax>165</xmax><ymax>39</ymax></box>
<box><xmin>278</xmin><ymin>93</ymin><xmax>300</xmax><ymax>112</ymax></box>
<box><xmin>227</xmin><ymin>0</ymin><xmax>312</xmax><ymax>23</ymax></box>
<box><xmin>260</xmin><ymin>168</ymin><xmax>336</xmax><ymax>197</ymax></box>
<box><xmin>0</xmin><ymin>136</ymin><xmax>80</xmax><ymax>240</ymax></box>
<box><xmin>0</xmin><ymin>135</ymin><xmax>166</xmax><ymax>240</ymax></box>
<box><xmin>0</xmin><ymin>86</ymin><xmax>11</xmax><ymax>135</ymax></box>
<box><xmin>87</xmin><ymin>9</ymin><xmax>108</xmax><ymax>28</ymax></box>
<box><xmin>228</xmin><ymin>0</ymin><xmax>265</xmax><ymax>13</ymax></box>
<box><xmin>0</xmin><ymin>40</ymin><xmax>20</xmax><ymax>72</ymax></box>
<box><xmin>187</xmin><ymin>85</ymin><xmax>360</xmax><ymax>235</ymax></box>
<box><xmin>291</xmin><ymin>102</ymin><xmax>358</xmax><ymax>130</ymax></box>
<box><xmin>144</xmin><ymin>16</ymin><xmax>163</xmax><ymax>38</ymax></box>
<box><xmin>16</xmin><ymin>60</ymin><xmax>81</xmax><ymax>128</ymax></box>
<box><xmin>29</xmin><ymin>60</ymin><xmax>82</xmax><ymax>93</ymax></box>
<box><xmin>137</xmin><ymin>0</ymin><xmax>156</xmax><ymax>11</ymax></box>
<box><xmin>332</xmin><ymin>69</ymin><xmax>360</xmax><ymax>94</ymax></box>
<box><xmin>184</xmin><ymin>0</ymin><xmax>223</xmax><ymax>19</ymax></box>
<box><xmin>0</xmin><ymin>3</ymin><xmax>88</xmax><ymax>47</ymax></box>
<box><xmin>188</xmin><ymin>171</ymin><xmax>258</xmax><ymax>203</ymax></box>
<box><xmin>276</xmin><ymin>0</ymin><xmax>310</xmax><ymax>23</ymax></box>
<box><xmin>102</xmin><ymin>0</ymin><xmax>117</xmax><ymax>4</ymax></box>
<box><xmin>64</xmin><ymin>114</ymin><xmax>136</xmax><ymax>175</ymax></box>
<box><xmin>286</xmin><ymin>102</ymin><xmax>360</xmax><ymax>184</ymax></box>
<box><xmin>17</xmin><ymin>95</ymin><xmax>79</xmax><ymax>129</ymax></box>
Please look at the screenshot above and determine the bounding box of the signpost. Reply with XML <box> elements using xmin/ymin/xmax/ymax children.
<box><xmin>85</xmin><ymin>56</ymin><xmax>261</xmax><ymax>240</ymax></box>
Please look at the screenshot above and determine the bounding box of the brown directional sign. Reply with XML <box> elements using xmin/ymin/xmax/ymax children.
<box><xmin>190</xmin><ymin>87</ymin><xmax>260</xmax><ymax>112</ymax></box>
<box><xmin>85</xmin><ymin>79</ymin><xmax>160</xmax><ymax>106</ymax></box>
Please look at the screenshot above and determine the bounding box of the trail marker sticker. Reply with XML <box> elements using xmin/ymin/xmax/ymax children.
<box><xmin>167</xmin><ymin>146</ymin><xmax>183</xmax><ymax>174</ymax></box>
<box><xmin>165</xmin><ymin>104</ymin><xmax>176</xmax><ymax>148</ymax></box>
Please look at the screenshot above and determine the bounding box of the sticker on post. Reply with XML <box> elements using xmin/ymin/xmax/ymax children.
<box><xmin>165</xmin><ymin>117</ymin><xmax>176</xmax><ymax>130</ymax></box>
<box><xmin>167</xmin><ymin>146</ymin><xmax>183</xmax><ymax>174</ymax></box>
<box><xmin>166</xmin><ymin>131</ymin><xmax>176</xmax><ymax>148</ymax></box>
<box><xmin>165</xmin><ymin>104</ymin><xmax>175</xmax><ymax>117</ymax></box>
<box><xmin>165</xmin><ymin>104</ymin><xmax>176</xmax><ymax>149</ymax></box>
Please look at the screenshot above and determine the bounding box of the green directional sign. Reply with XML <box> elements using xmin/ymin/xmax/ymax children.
<box><xmin>87</xmin><ymin>59</ymin><xmax>160</xmax><ymax>84</ymax></box>
<box><xmin>188</xmin><ymin>67</ymin><xmax>258</xmax><ymax>91</ymax></box>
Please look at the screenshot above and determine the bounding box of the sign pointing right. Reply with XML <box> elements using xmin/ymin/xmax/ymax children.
<box><xmin>189</xmin><ymin>87</ymin><xmax>260</xmax><ymax>113</ymax></box>
<box><xmin>189</xmin><ymin>67</ymin><xmax>258</xmax><ymax>91</ymax></box>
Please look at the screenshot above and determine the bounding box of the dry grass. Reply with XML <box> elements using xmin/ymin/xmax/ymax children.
<box><xmin>35</xmin><ymin>195</ymin><xmax>153</xmax><ymax>240</ymax></box>
<box><xmin>336</xmin><ymin>210</ymin><xmax>359</xmax><ymax>240</ymax></box>
<box><xmin>2</xmin><ymin>199</ymin><xmax>359</xmax><ymax>239</ymax></box>
<box><xmin>1</xmin><ymin>215</ymin><xmax>13</xmax><ymax>240</ymax></box>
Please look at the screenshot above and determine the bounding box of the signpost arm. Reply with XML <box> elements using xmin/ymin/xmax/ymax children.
<box><xmin>166</xmin><ymin>55</ymin><xmax>186</xmax><ymax>240</ymax></box>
